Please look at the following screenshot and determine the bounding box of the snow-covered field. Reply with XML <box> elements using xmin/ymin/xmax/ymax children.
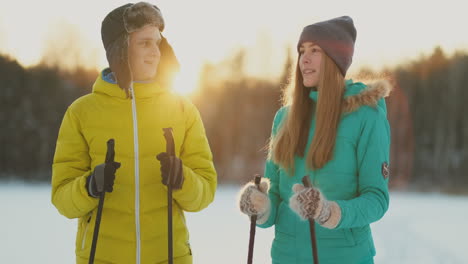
<box><xmin>0</xmin><ymin>183</ymin><xmax>466</xmax><ymax>263</ymax></box>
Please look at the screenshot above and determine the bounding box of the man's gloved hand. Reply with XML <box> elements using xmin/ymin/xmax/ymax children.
<box><xmin>86</xmin><ymin>161</ymin><xmax>121</xmax><ymax>198</ymax></box>
<box><xmin>156</xmin><ymin>152</ymin><xmax>184</xmax><ymax>190</ymax></box>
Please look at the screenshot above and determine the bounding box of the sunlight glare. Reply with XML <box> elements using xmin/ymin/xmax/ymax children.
<box><xmin>173</xmin><ymin>66</ymin><xmax>200</xmax><ymax>96</ymax></box>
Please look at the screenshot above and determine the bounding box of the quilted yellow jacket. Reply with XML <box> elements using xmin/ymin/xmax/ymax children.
<box><xmin>51</xmin><ymin>70</ymin><xmax>217</xmax><ymax>264</ymax></box>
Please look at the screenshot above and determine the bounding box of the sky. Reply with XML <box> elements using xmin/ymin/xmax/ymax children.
<box><xmin>1</xmin><ymin>0</ymin><xmax>467</xmax><ymax>94</ymax></box>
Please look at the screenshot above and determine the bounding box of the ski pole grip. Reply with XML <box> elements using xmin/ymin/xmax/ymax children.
<box><xmin>98</xmin><ymin>139</ymin><xmax>116</xmax><ymax>194</ymax></box>
<box><xmin>163</xmin><ymin>128</ymin><xmax>175</xmax><ymax>157</ymax></box>
<box><xmin>105</xmin><ymin>139</ymin><xmax>115</xmax><ymax>163</ymax></box>
<box><xmin>254</xmin><ymin>174</ymin><xmax>261</xmax><ymax>189</ymax></box>
<box><xmin>251</xmin><ymin>174</ymin><xmax>262</xmax><ymax>220</ymax></box>
<box><xmin>302</xmin><ymin>175</ymin><xmax>312</xmax><ymax>188</ymax></box>
<box><xmin>94</xmin><ymin>165</ymin><xmax>105</xmax><ymax>193</ymax></box>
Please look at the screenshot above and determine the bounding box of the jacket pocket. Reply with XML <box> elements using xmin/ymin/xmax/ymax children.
<box><xmin>316</xmin><ymin>226</ymin><xmax>356</xmax><ymax>248</ymax></box>
<box><xmin>350</xmin><ymin>225</ymin><xmax>371</xmax><ymax>244</ymax></box>
<box><xmin>81</xmin><ymin>214</ymin><xmax>92</xmax><ymax>250</ymax></box>
<box><xmin>176</xmin><ymin>206</ymin><xmax>192</xmax><ymax>255</ymax></box>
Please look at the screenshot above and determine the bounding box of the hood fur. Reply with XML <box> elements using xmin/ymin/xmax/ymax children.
<box><xmin>123</xmin><ymin>2</ymin><xmax>165</xmax><ymax>33</ymax></box>
<box><xmin>342</xmin><ymin>80</ymin><xmax>393</xmax><ymax>113</ymax></box>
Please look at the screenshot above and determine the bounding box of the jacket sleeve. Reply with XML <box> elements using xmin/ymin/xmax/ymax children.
<box><xmin>51</xmin><ymin>107</ymin><xmax>98</xmax><ymax>219</ymax></box>
<box><xmin>258</xmin><ymin>107</ymin><xmax>286</xmax><ymax>228</ymax></box>
<box><xmin>335</xmin><ymin>103</ymin><xmax>391</xmax><ymax>229</ymax></box>
<box><xmin>172</xmin><ymin>103</ymin><xmax>217</xmax><ymax>212</ymax></box>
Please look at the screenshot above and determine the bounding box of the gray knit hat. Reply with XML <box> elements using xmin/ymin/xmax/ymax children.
<box><xmin>297</xmin><ymin>16</ymin><xmax>357</xmax><ymax>76</ymax></box>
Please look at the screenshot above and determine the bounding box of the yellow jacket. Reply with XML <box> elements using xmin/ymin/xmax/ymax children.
<box><xmin>51</xmin><ymin>71</ymin><xmax>217</xmax><ymax>264</ymax></box>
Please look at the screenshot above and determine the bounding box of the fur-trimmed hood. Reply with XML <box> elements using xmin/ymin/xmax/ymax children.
<box><xmin>308</xmin><ymin>79</ymin><xmax>393</xmax><ymax>114</ymax></box>
<box><xmin>342</xmin><ymin>79</ymin><xmax>392</xmax><ymax>113</ymax></box>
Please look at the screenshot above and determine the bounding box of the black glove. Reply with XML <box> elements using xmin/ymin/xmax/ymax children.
<box><xmin>86</xmin><ymin>161</ymin><xmax>121</xmax><ymax>198</ymax></box>
<box><xmin>156</xmin><ymin>152</ymin><xmax>184</xmax><ymax>189</ymax></box>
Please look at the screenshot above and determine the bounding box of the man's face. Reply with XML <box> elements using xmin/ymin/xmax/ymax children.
<box><xmin>128</xmin><ymin>25</ymin><xmax>161</xmax><ymax>81</ymax></box>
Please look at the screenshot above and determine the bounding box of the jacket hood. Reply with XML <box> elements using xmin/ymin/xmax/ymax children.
<box><xmin>309</xmin><ymin>79</ymin><xmax>392</xmax><ymax>113</ymax></box>
<box><xmin>342</xmin><ymin>79</ymin><xmax>392</xmax><ymax>113</ymax></box>
<box><xmin>92</xmin><ymin>68</ymin><xmax>168</xmax><ymax>99</ymax></box>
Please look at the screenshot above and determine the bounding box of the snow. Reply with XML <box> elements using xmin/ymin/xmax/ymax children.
<box><xmin>0</xmin><ymin>183</ymin><xmax>466</xmax><ymax>263</ymax></box>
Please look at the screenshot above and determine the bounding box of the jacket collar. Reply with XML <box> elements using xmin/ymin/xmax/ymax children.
<box><xmin>92</xmin><ymin>68</ymin><xmax>168</xmax><ymax>99</ymax></box>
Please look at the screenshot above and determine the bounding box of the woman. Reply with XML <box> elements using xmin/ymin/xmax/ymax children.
<box><xmin>51</xmin><ymin>2</ymin><xmax>217</xmax><ymax>263</ymax></box>
<box><xmin>238</xmin><ymin>16</ymin><xmax>391</xmax><ymax>263</ymax></box>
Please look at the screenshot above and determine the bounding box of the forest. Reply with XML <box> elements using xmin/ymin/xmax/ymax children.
<box><xmin>1</xmin><ymin>46</ymin><xmax>467</xmax><ymax>193</ymax></box>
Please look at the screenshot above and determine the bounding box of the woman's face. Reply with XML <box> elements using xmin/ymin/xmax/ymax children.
<box><xmin>299</xmin><ymin>42</ymin><xmax>323</xmax><ymax>87</ymax></box>
<box><xmin>128</xmin><ymin>25</ymin><xmax>161</xmax><ymax>82</ymax></box>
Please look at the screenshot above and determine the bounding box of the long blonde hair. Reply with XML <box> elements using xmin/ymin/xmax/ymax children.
<box><xmin>270</xmin><ymin>53</ymin><xmax>345</xmax><ymax>173</ymax></box>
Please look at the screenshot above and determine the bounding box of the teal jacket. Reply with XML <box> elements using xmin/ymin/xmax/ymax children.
<box><xmin>259</xmin><ymin>80</ymin><xmax>392</xmax><ymax>264</ymax></box>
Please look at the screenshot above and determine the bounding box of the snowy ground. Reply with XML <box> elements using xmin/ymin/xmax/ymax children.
<box><xmin>0</xmin><ymin>183</ymin><xmax>467</xmax><ymax>264</ymax></box>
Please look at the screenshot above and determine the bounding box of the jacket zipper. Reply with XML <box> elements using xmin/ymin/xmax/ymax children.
<box><xmin>131</xmin><ymin>86</ymin><xmax>141</xmax><ymax>264</ymax></box>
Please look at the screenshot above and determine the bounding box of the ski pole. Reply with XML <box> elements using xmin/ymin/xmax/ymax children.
<box><xmin>163</xmin><ymin>128</ymin><xmax>175</xmax><ymax>264</ymax></box>
<box><xmin>247</xmin><ymin>174</ymin><xmax>262</xmax><ymax>264</ymax></box>
<box><xmin>302</xmin><ymin>175</ymin><xmax>319</xmax><ymax>264</ymax></box>
<box><xmin>89</xmin><ymin>139</ymin><xmax>116</xmax><ymax>264</ymax></box>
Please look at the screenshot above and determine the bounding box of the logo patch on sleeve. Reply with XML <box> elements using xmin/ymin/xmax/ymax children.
<box><xmin>382</xmin><ymin>162</ymin><xmax>390</xmax><ymax>179</ymax></box>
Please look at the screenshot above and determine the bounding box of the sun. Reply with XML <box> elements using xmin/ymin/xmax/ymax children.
<box><xmin>172</xmin><ymin>65</ymin><xmax>200</xmax><ymax>96</ymax></box>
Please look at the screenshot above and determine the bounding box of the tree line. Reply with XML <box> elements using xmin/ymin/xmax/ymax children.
<box><xmin>1</xmin><ymin>47</ymin><xmax>467</xmax><ymax>192</ymax></box>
